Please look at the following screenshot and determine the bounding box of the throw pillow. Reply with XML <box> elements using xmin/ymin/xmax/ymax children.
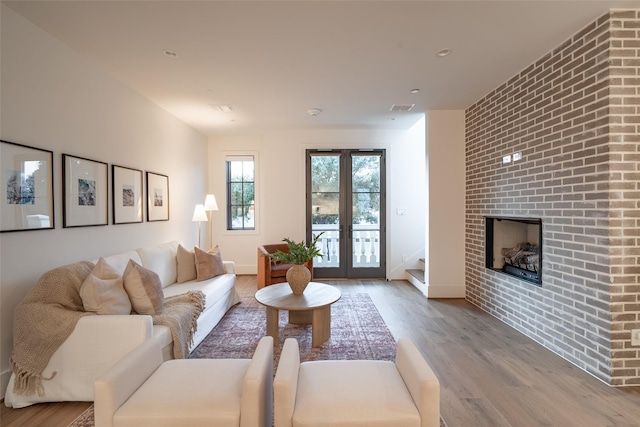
<box><xmin>176</xmin><ymin>244</ymin><xmax>197</xmax><ymax>283</ymax></box>
<box><xmin>194</xmin><ymin>246</ymin><xmax>225</xmax><ymax>281</ymax></box>
<box><xmin>80</xmin><ymin>258</ymin><xmax>132</xmax><ymax>315</ymax></box>
<box><xmin>123</xmin><ymin>260</ymin><xmax>164</xmax><ymax>315</ymax></box>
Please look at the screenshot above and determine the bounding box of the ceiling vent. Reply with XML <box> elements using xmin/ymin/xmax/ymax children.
<box><xmin>210</xmin><ymin>104</ymin><xmax>234</xmax><ymax>112</ymax></box>
<box><xmin>390</xmin><ymin>104</ymin><xmax>415</xmax><ymax>112</ymax></box>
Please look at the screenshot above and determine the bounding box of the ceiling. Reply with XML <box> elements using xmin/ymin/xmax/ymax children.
<box><xmin>3</xmin><ymin>0</ymin><xmax>638</xmax><ymax>136</ymax></box>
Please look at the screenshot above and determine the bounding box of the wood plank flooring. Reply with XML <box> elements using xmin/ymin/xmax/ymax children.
<box><xmin>2</xmin><ymin>276</ymin><xmax>639</xmax><ymax>426</ymax></box>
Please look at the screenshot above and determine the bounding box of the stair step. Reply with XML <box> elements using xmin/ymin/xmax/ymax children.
<box><xmin>406</xmin><ymin>269</ymin><xmax>425</xmax><ymax>284</ymax></box>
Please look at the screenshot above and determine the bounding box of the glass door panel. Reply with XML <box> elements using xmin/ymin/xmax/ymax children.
<box><xmin>308</xmin><ymin>150</ymin><xmax>385</xmax><ymax>279</ymax></box>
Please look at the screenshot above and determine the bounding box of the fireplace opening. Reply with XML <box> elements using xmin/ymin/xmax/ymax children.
<box><xmin>485</xmin><ymin>216</ymin><xmax>542</xmax><ymax>286</ymax></box>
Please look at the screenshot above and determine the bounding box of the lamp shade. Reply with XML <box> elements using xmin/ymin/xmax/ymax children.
<box><xmin>204</xmin><ymin>194</ymin><xmax>219</xmax><ymax>211</ymax></box>
<box><xmin>192</xmin><ymin>204</ymin><xmax>208</xmax><ymax>222</ymax></box>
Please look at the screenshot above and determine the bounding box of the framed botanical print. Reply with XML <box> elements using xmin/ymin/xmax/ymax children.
<box><xmin>112</xmin><ymin>164</ymin><xmax>143</xmax><ymax>224</ymax></box>
<box><xmin>63</xmin><ymin>154</ymin><xmax>108</xmax><ymax>227</ymax></box>
<box><xmin>1</xmin><ymin>140</ymin><xmax>54</xmax><ymax>232</ymax></box>
<box><xmin>146</xmin><ymin>171</ymin><xmax>169</xmax><ymax>221</ymax></box>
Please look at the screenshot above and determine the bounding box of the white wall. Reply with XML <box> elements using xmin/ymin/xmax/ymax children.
<box><xmin>207</xmin><ymin>120</ymin><xmax>426</xmax><ymax>278</ymax></box>
<box><xmin>0</xmin><ymin>6</ymin><xmax>208</xmax><ymax>398</ymax></box>
<box><xmin>425</xmin><ymin>110</ymin><xmax>466</xmax><ymax>297</ymax></box>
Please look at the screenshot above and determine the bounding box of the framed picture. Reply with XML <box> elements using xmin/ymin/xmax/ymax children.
<box><xmin>1</xmin><ymin>140</ymin><xmax>54</xmax><ymax>232</ymax></box>
<box><xmin>112</xmin><ymin>165</ymin><xmax>143</xmax><ymax>224</ymax></box>
<box><xmin>63</xmin><ymin>154</ymin><xmax>108</xmax><ymax>227</ymax></box>
<box><xmin>146</xmin><ymin>171</ymin><xmax>169</xmax><ymax>221</ymax></box>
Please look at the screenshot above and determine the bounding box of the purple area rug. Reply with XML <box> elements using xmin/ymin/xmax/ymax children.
<box><xmin>190</xmin><ymin>292</ymin><xmax>397</xmax><ymax>363</ymax></box>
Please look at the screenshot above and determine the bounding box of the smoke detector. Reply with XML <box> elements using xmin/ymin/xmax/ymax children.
<box><xmin>307</xmin><ymin>108</ymin><xmax>322</xmax><ymax>116</ymax></box>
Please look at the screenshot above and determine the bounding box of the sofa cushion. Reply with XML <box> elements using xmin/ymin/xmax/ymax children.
<box><xmin>294</xmin><ymin>360</ymin><xmax>421</xmax><ymax>427</ymax></box>
<box><xmin>123</xmin><ymin>260</ymin><xmax>164</xmax><ymax>315</ymax></box>
<box><xmin>101</xmin><ymin>250</ymin><xmax>143</xmax><ymax>276</ymax></box>
<box><xmin>195</xmin><ymin>246</ymin><xmax>225</xmax><ymax>281</ymax></box>
<box><xmin>80</xmin><ymin>258</ymin><xmax>131</xmax><ymax>315</ymax></box>
<box><xmin>176</xmin><ymin>244</ymin><xmax>197</xmax><ymax>283</ymax></box>
<box><xmin>114</xmin><ymin>359</ymin><xmax>250</xmax><ymax>427</ymax></box>
<box><xmin>136</xmin><ymin>241</ymin><xmax>179</xmax><ymax>288</ymax></box>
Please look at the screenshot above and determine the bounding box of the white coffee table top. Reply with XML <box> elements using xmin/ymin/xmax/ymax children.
<box><xmin>255</xmin><ymin>282</ymin><xmax>341</xmax><ymax>312</ymax></box>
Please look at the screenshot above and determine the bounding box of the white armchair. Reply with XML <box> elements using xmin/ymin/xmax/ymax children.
<box><xmin>95</xmin><ymin>336</ymin><xmax>274</xmax><ymax>427</ymax></box>
<box><xmin>274</xmin><ymin>337</ymin><xmax>440</xmax><ymax>427</ymax></box>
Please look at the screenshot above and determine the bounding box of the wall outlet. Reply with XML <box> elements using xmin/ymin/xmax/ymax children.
<box><xmin>632</xmin><ymin>329</ymin><xmax>640</xmax><ymax>346</ymax></box>
<box><xmin>513</xmin><ymin>152</ymin><xmax>522</xmax><ymax>161</ymax></box>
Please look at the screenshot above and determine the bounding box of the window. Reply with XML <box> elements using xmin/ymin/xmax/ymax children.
<box><xmin>226</xmin><ymin>156</ymin><xmax>255</xmax><ymax>230</ymax></box>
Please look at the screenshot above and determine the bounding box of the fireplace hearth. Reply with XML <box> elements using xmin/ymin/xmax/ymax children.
<box><xmin>485</xmin><ymin>217</ymin><xmax>542</xmax><ymax>286</ymax></box>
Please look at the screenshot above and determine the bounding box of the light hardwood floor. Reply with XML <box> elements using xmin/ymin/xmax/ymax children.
<box><xmin>2</xmin><ymin>276</ymin><xmax>639</xmax><ymax>426</ymax></box>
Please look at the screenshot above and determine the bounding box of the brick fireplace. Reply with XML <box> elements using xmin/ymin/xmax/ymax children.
<box><xmin>465</xmin><ymin>10</ymin><xmax>640</xmax><ymax>386</ymax></box>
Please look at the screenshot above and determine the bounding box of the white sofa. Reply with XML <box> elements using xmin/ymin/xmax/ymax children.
<box><xmin>4</xmin><ymin>240</ymin><xmax>241</xmax><ymax>408</ymax></box>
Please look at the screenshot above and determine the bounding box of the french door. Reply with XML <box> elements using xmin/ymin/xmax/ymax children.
<box><xmin>306</xmin><ymin>149</ymin><xmax>386</xmax><ymax>278</ymax></box>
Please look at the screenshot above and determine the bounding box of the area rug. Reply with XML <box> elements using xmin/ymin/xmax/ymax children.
<box><xmin>190</xmin><ymin>292</ymin><xmax>397</xmax><ymax>363</ymax></box>
<box><xmin>69</xmin><ymin>292</ymin><xmax>447</xmax><ymax>426</ymax></box>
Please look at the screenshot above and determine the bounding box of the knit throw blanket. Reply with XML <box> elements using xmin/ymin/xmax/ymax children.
<box><xmin>153</xmin><ymin>291</ymin><xmax>205</xmax><ymax>359</ymax></box>
<box><xmin>10</xmin><ymin>261</ymin><xmax>205</xmax><ymax>397</ymax></box>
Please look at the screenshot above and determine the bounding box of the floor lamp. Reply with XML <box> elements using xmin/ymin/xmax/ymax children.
<box><xmin>192</xmin><ymin>204</ymin><xmax>208</xmax><ymax>248</ymax></box>
<box><xmin>204</xmin><ymin>194</ymin><xmax>219</xmax><ymax>249</ymax></box>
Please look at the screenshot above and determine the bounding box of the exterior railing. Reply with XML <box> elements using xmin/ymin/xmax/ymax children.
<box><xmin>312</xmin><ymin>224</ymin><xmax>380</xmax><ymax>268</ymax></box>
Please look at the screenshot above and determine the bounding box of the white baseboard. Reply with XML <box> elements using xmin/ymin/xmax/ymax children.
<box><xmin>425</xmin><ymin>284</ymin><xmax>465</xmax><ymax>298</ymax></box>
<box><xmin>406</xmin><ymin>277</ymin><xmax>465</xmax><ymax>299</ymax></box>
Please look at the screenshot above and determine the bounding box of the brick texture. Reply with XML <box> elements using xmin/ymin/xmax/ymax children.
<box><xmin>465</xmin><ymin>10</ymin><xmax>640</xmax><ymax>386</ymax></box>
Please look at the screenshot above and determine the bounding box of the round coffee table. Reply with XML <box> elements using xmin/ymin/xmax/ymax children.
<box><xmin>255</xmin><ymin>282</ymin><xmax>341</xmax><ymax>347</ymax></box>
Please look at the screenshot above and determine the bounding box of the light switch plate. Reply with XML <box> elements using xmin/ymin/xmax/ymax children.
<box><xmin>632</xmin><ymin>329</ymin><xmax>640</xmax><ymax>346</ymax></box>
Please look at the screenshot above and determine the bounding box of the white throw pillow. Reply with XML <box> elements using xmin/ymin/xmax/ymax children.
<box><xmin>80</xmin><ymin>258</ymin><xmax>131</xmax><ymax>315</ymax></box>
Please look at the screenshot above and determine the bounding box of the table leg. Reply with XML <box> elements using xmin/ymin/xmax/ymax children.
<box><xmin>311</xmin><ymin>305</ymin><xmax>331</xmax><ymax>347</ymax></box>
<box><xmin>289</xmin><ymin>310</ymin><xmax>312</xmax><ymax>324</ymax></box>
<box><xmin>265</xmin><ymin>307</ymin><xmax>279</xmax><ymax>346</ymax></box>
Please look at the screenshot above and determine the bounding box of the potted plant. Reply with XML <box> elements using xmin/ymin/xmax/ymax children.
<box><xmin>268</xmin><ymin>233</ymin><xmax>323</xmax><ymax>294</ymax></box>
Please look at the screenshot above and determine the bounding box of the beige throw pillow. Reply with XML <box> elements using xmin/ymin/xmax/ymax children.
<box><xmin>176</xmin><ymin>244</ymin><xmax>197</xmax><ymax>283</ymax></box>
<box><xmin>80</xmin><ymin>258</ymin><xmax>131</xmax><ymax>315</ymax></box>
<box><xmin>123</xmin><ymin>260</ymin><xmax>164</xmax><ymax>315</ymax></box>
<box><xmin>195</xmin><ymin>246</ymin><xmax>225</xmax><ymax>281</ymax></box>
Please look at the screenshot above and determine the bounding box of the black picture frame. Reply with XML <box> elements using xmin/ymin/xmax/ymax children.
<box><xmin>63</xmin><ymin>153</ymin><xmax>108</xmax><ymax>227</ymax></box>
<box><xmin>0</xmin><ymin>140</ymin><xmax>54</xmax><ymax>232</ymax></box>
<box><xmin>112</xmin><ymin>164</ymin><xmax>143</xmax><ymax>224</ymax></box>
<box><xmin>146</xmin><ymin>171</ymin><xmax>169</xmax><ymax>221</ymax></box>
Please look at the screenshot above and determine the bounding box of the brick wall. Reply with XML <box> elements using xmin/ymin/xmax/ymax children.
<box><xmin>465</xmin><ymin>10</ymin><xmax>640</xmax><ymax>386</ymax></box>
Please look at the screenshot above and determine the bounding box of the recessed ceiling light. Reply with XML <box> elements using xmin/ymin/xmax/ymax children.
<box><xmin>410</xmin><ymin>89</ymin><xmax>420</xmax><ymax>94</ymax></box>
<box><xmin>308</xmin><ymin>108</ymin><xmax>322</xmax><ymax>117</ymax></box>
<box><xmin>163</xmin><ymin>49</ymin><xmax>179</xmax><ymax>58</ymax></box>
<box><xmin>437</xmin><ymin>48</ymin><xmax>452</xmax><ymax>57</ymax></box>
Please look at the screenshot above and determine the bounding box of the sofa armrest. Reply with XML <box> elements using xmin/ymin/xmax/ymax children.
<box><xmin>94</xmin><ymin>337</ymin><xmax>164</xmax><ymax>427</ymax></box>
<box><xmin>395</xmin><ymin>338</ymin><xmax>441</xmax><ymax>427</ymax></box>
<box><xmin>274</xmin><ymin>338</ymin><xmax>301</xmax><ymax>427</ymax></box>
<box><xmin>241</xmin><ymin>336</ymin><xmax>274</xmax><ymax>427</ymax></box>
<box><xmin>257</xmin><ymin>247</ymin><xmax>271</xmax><ymax>289</ymax></box>
<box><xmin>3</xmin><ymin>314</ymin><xmax>154</xmax><ymax>408</ymax></box>
<box><xmin>223</xmin><ymin>260</ymin><xmax>236</xmax><ymax>275</ymax></box>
